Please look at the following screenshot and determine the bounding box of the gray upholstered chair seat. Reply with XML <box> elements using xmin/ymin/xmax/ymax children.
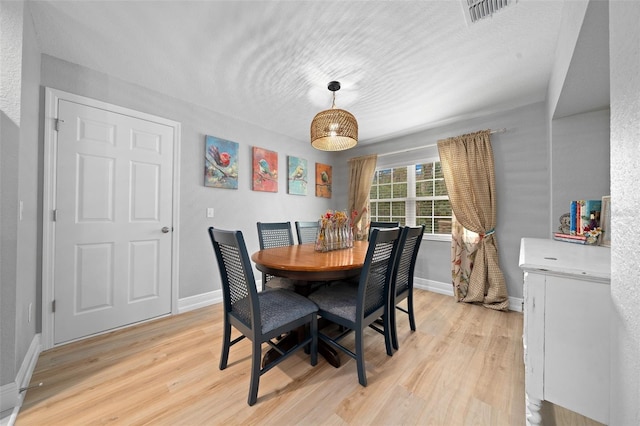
<box><xmin>233</xmin><ymin>289</ymin><xmax>318</xmax><ymax>334</ymax></box>
<box><xmin>258</xmin><ymin>290</ymin><xmax>318</xmax><ymax>334</ymax></box>
<box><xmin>308</xmin><ymin>282</ymin><xmax>358</xmax><ymax>323</ymax></box>
<box><xmin>264</xmin><ymin>276</ymin><xmax>296</xmax><ymax>291</ymax></box>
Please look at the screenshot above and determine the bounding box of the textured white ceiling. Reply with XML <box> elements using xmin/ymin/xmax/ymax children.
<box><xmin>27</xmin><ymin>0</ymin><xmax>567</xmax><ymax>144</ymax></box>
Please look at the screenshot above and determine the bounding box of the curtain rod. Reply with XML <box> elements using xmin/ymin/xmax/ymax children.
<box><xmin>377</xmin><ymin>128</ymin><xmax>507</xmax><ymax>158</ymax></box>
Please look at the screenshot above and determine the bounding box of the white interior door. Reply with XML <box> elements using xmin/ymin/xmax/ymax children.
<box><xmin>53</xmin><ymin>99</ymin><xmax>174</xmax><ymax>344</ymax></box>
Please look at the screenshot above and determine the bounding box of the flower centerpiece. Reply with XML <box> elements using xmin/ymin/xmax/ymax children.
<box><xmin>315</xmin><ymin>209</ymin><xmax>355</xmax><ymax>252</ymax></box>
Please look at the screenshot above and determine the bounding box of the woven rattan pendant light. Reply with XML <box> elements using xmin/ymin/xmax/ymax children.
<box><xmin>310</xmin><ymin>81</ymin><xmax>358</xmax><ymax>151</ymax></box>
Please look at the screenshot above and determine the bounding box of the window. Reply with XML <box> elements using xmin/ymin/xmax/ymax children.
<box><xmin>369</xmin><ymin>161</ymin><xmax>452</xmax><ymax>239</ymax></box>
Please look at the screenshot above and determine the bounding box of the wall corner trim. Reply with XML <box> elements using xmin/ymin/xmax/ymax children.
<box><xmin>0</xmin><ymin>334</ymin><xmax>41</xmax><ymax>422</ymax></box>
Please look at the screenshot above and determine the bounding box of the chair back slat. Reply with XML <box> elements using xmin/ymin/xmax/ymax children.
<box><xmin>257</xmin><ymin>222</ymin><xmax>294</xmax><ymax>249</ymax></box>
<box><xmin>394</xmin><ymin>225</ymin><xmax>424</xmax><ymax>296</ymax></box>
<box><xmin>368</xmin><ymin>221</ymin><xmax>400</xmax><ymax>240</ymax></box>
<box><xmin>359</xmin><ymin>228</ymin><xmax>401</xmax><ymax>319</ymax></box>
<box><xmin>295</xmin><ymin>221</ymin><xmax>320</xmax><ymax>244</ymax></box>
<box><xmin>370</xmin><ymin>221</ymin><xmax>400</xmax><ymax>229</ymax></box>
<box><xmin>256</xmin><ymin>222</ymin><xmax>294</xmax><ymax>287</ymax></box>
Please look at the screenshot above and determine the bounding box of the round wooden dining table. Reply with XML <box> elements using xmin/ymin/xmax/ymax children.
<box><xmin>251</xmin><ymin>241</ymin><xmax>369</xmax><ymax>368</ymax></box>
<box><xmin>251</xmin><ymin>240</ymin><xmax>369</xmax><ymax>285</ymax></box>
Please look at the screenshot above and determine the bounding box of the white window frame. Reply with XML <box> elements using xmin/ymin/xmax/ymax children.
<box><xmin>370</xmin><ymin>158</ymin><xmax>452</xmax><ymax>242</ymax></box>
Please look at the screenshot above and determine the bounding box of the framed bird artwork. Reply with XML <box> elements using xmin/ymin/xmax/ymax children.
<box><xmin>287</xmin><ymin>156</ymin><xmax>308</xmax><ymax>195</ymax></box>
<box><xmin>252</xmin><ymin>146</ymin><xmax>278</xmax><ymax>192</ymax></box>
<box><xmin>315</xmin><ymin>163</ymin><xmax>332</xmax><ymax>198</ymax></box>
<box><xmin>204</xmin><ymin>135</ymin><xmax>239</xmax><ymax>189</ymax></box>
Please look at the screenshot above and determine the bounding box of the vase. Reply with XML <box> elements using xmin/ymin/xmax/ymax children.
<box><xmin>315</xmin><ymin>223</ymin><xmax>326</xmax><ymax>252</ymax></box>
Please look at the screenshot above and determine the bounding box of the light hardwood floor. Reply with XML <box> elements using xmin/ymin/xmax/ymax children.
<box><xmin>18</xmin><ymin>290</ymin><xmax>601</xmax><ymax>425</ymax></box>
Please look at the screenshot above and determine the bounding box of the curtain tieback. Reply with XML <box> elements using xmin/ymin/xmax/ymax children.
<box><xmin>479</xmin><ymin>228</ymin><xmax>495</xmax><ymax>240</ymax></box>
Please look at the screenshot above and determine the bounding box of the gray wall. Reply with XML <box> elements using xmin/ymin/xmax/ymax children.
<box><xmin>335</xmin><ymin>102</ymin><xmax>551</xmax><ymax>300</ymax></box>
<box><xmin>1</xmin><ymin>0</ymin><xmax>41</xmax><ymax>403</ymax></box>
<box><xmin>16</xmin><ymin>0</ymin><xmax>41</xmax><ymax>373</ymax></box>
<box><xmin>551</xmin><ymin>108</ymin><xmax>610</xmax><ymax>227</ymax></box>
<box><xmin>547</xmin><ymin>1</ymin><xmax>590</xmax><ymax>122</ymax></box>
<box><xmin>0</xmin><ymin>1</ymin><xmax>22</xmax><ymax>387</ymax></box>
<box><xmin>610</xmin><ymin>1</ymin><xmax>640</xmax><ymax>423</ymax></box>
<box><xmin>40</xmin><ymin>55</ymin><xmax>337</xmax><ymax>299</ymax></box>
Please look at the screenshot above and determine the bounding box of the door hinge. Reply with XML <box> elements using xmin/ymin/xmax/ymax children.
<box><xmin>52</xmin><ymin>209</ymin><xmax>56</xmax><ymax>221</ymax></box>
<box><xmin>52</xmin><ymin>300</ymin><xmax>56</xmax><ymax>313</ymax></box>
<box><xmin>55</xmin><ymin>118</ymin><xmax>64</xmax><ymax>131</ymax></box>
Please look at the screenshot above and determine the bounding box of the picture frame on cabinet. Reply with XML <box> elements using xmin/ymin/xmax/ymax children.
<box><xmin>599</xmin><ymin>195</ymin><xmax>611</xmax><ymax>247</ymax></box>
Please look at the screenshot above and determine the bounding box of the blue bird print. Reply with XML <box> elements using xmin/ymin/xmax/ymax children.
<box><xmin>258</xmin><ymin>159</ymin><xmax>277</xmax><ymax>179</ymax></box>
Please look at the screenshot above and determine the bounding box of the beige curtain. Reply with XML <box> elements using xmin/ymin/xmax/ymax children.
<box><xmin>348</xmin><ymin>154</ymin><xmax>378</xmax><ymax>241</ymax></box>
<box><xmin>437</xmin><ymin>130</ymin><xmax>508</xmax><ymax>311</ymax></box>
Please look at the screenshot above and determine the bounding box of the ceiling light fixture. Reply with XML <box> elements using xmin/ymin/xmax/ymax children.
<box><xmin>310</xmin><ymin>81</ymin><xmax>358</xmax><ymax>151</ymax></box>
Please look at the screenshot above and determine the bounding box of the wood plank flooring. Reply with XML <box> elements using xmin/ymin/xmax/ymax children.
<box><xmin>18</xmin><ymin>290</ymin><xmax>601</xmax><ymax>425</ymax></box>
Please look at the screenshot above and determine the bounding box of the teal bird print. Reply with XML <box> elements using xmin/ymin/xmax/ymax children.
<box><xmin>258</xmin><ymin>159</ymin><xmax>276</xmax><ymax>178</ymax></box>
<box><xmin>321</xmin><ymin>171</ymin><xmax>329</xmax><ymax>184</ymax></box>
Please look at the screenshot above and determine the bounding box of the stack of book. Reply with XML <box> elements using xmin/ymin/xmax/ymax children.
<box><xmin>553</xmin><ymin>232</ymin><xmax>586</xmax><ymax>244</ymax></box>
<box><xmin>570</xmin><ymin>199</ymin><xmax>602</xmax><ymax>235</ymax></box>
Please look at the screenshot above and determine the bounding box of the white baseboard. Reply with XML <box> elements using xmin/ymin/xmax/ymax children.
<box><xmin>175</xmin><ymin>282</ymin><xmax>523</xmax><ymax>313</ymax></box>
<box><xmin>177</xmin><ymin>290</ymin><xmax>222</xmax><ymax>313</ymax></box>
<box><xmin>1</xmin><ymin>334</ymin><xmax>41</xmax><ymax>425</ymax></box>
<box><xmin>415</xmin><ymin>278</ymin><xmax>453</xmax><ymax>296</ymax></box>
<box><xmin>414</xmin><ymin>278</ymin><xmax>522</xmax><ymax>312</ymax></box>
<box><xmin>0</xmin><ymin>382</ymin><xmax>18</xmax><ymax>415</ymax></box>
<box><xmin>175</xmin><ymin>279</ymin><xmax>522</xmax><ymax>315</ymax></box>
<box><xmin>508</xmin><ymin>297</ymin><xmax>523</xmax><ymax>312</ymax></box>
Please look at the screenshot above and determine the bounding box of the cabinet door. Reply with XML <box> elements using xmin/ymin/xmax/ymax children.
<box><xmin>523</xmin><ymin>271</ymin><xmax>545</xmax><ymax>399</ymax></box>
<box><xmin>544</xmin><ymin>276</ymin><xmax>610</xmax><ymax>424</ymax></box>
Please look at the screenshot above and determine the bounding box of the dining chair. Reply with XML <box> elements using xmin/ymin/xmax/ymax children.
<box><xmin>295</xmin><ymin>221</ymin><xmax>320</xmax><ymax>244</ymax></box>
<box><xmin>389</xmin><ymin>225</ymin><xmax>425</xmax><ymax>350</ymax></box>
<box><xmin>208</xmin><ymin>227</ymin><xmax>318</xmax><ymax>406</ymax></box>
<box><xmin>256</xmin><ymin>222</ymin><xmax>296</xmax><ymax>290</ymax></box>
<box><xmin>308</xmin><ymin>228</ymin><xmax>402</xmax><ymax>387</ymax></box>
<box><xmin>368</xmin><ymin>221</ymin><xmax>400</xmax><ymax>239</ymax></box>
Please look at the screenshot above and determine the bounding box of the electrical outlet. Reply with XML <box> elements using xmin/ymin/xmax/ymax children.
<box><xmin>207</xmin><ymin>208</ymin><xmax>214</xmax><ymax>218</ymax></box>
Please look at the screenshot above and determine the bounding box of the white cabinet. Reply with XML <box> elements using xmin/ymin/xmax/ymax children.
<box><xmin>519</xmin><ymin>238</ymin><xmax>610</xmax><ymax>425</ymax></box>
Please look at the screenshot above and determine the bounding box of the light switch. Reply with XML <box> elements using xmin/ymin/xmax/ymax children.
<box><xmin>207</xmin><ymin>208</ymin><xmax>214</xmax><ymax>218</ymax></box>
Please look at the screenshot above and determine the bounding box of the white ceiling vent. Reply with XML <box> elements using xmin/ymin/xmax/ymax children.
<box><xmin>461</xmin><ymin>0</ymin><xmax>514</xmax><ymax>25</ymax></box>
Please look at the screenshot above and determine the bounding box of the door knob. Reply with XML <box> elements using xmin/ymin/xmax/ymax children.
<box><xmin>161</xmin><ymin>226</ymin><xmax>171</xmax><ymax>233</ymax></box>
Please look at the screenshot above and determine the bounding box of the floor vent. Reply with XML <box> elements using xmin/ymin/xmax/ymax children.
<box><xmin>462</xmin><ymin>0</ymin><xmax>513</xmax><ymax>25</ymax></box>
